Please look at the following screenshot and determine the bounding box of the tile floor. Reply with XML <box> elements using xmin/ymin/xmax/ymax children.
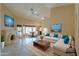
<box><xmin>1</xmin><ymin>37</ymin><xmax>38</xmax><ymax>56</ymax></box>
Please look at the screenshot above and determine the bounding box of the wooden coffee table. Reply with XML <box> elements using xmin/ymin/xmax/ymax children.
<box><xmin>33</xmin><ymin>40</ymin><xmax>50</xmax><ymax>51</ymax></box>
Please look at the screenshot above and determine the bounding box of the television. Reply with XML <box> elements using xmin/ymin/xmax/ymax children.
<box><xmin>52</xmin><ymin>23</ymin><xmax>61</xmax><ymax>32</ymax></box>
<box><xmin>4</xmin><ymin>15</ymin><xmax>14</xmax><ymax>27</ymax></box>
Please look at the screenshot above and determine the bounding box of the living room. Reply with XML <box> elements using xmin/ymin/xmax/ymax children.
<box><xmin>0</xmin><ymin>3</ymin><xmax>79</xmax><ymax>56</ymax></box>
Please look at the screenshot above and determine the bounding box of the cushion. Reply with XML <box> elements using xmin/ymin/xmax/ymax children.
<box><xmin>53</xmin><ymin>33</ymin><xmax>58</xmax><ymax>38</ymax></box>
<box><xmin>62</xmin><ymin>34</ymin><xmax>69</xmax><ymax>44</ymax></box>
<box><xmin>53</xmin><ymin>39</ymin><xmax>70</xmax><ymax>52</ymax></box>
<box><xmin>45</xmin><ymin>32</ymin><xmax>50</xmax><ymax>36</ymax></box>
<box><xmin>68</xmin><ymin>36</ymin><xmax>72</xmax><ymax>45</ymax></box>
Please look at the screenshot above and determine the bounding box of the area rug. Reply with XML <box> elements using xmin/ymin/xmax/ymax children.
<box><xmin>26</xmin><ymin>44</ymin><xmax>57</xmax><ymax>56</ymax></box>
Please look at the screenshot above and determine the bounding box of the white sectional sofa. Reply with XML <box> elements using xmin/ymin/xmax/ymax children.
<box><xmin>52</xmin><ymin>36</ymin><xmax>76</xmax><ymax>56</ymax></box>
<box><xmin>44</xmin><ymin>35</ymin><xmax>76</xmax><ymax>56</ymax></box>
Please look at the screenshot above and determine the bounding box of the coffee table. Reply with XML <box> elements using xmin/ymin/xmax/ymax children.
<box><xmin>33</xmin><ymin>40</ymin><xmax>50</xmax><ymax>51</ymax></box>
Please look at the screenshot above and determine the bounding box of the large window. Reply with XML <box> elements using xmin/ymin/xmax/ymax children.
<box><xmin>19</xmin><ymin>25</ymin><xmax>37</xmax><ymax>34</ymax></box>
<box><xmin>16</xmin><ymin>25</ymin><xmax>41</xmax><ymax>36</ymax></box>
<box><xmin>23</xmin><ymin>26</ymin><xmax>26</xmax><ymax>34</ymax></box>
<box><xmin>25</xmin><ymin>26</ymin><xmax>36</xmax><ymax>34</ymax></box>
<box><xmin>26</xmin><ymin>27</ymin><xmax>33</xmax><ymax>34</ymax></box>
<box><xmin>17</xmin><ymin>25</ymin><xmax>22</xmax><ymax>36</ymax></box>
<box><xmin>33</xmin><ymin>27</ymin><xmax>36</xmax><ymax>32</ymax></box>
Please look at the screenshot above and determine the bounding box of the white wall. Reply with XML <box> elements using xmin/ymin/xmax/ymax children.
<box><xmin>0</xmin><ymin>4</ymin><xmax>1</xmax><ymax>48</ymax></box>
<box><xmin>1</xmin><ymin>4</ymin><xmax>15</xmax><ymax>30</ymax></box>
<box><xmin>51</xmin><ymin>4</ymin><xmax>75</xmax><ymax>36</ymax></box>
<box><xmin>1</xmin><ymin>4</ymin><xmax>16</xmax><ymax>45</ymax></box>
<box><xmin>75</xmin><ymin>4</ymin><xmax>79</xmax><ymax>56</ymax></box>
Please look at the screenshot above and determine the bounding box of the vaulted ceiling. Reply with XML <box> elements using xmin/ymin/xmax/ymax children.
<box><xmin>3</xmin><ymin>3</ymin><xmax>72</xmax><ymax>21</ymax></box>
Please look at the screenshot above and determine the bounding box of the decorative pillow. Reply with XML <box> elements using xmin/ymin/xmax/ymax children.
<box><xmin>53</xmin><ymin>33</ymin><xmax>58</xmax><ymax>38</ymax></box>
<box><xmin>45</xmin><ymin>32</ymin><xmax>50</xmax><ymax>36</ymax></box>
<box><xmin>62</xmin><ymin>34</ymin><xmax>69</xmax><ymax>44</ymax></box>
<box><xmin>54</xmin><ymin>39</ymin><xmax>70</xmax><ymax>52</ymax></box>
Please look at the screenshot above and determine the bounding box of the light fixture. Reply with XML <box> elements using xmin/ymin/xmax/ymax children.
<box><xmin>30</xmin><ymin>8</ymin><xmax>45</xmax><ymax>20</ymax></box>
<box><xmin>34</xmin><ymin>11</ymin><xmax>38</xmax><ymax>15</ymax></box>
<box><xmin>33</xmin><ymin>11</ymin><xmax>39</xmax><ymax>16</ymax></box>
<box><xmin>30</xmin><ymin>8</ymin><xmax>38</xmax><ymax>16</ymax></box>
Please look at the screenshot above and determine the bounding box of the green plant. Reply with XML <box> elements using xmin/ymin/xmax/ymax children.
<box><xmin>1</xmin><ymin>34</ymin><xmax>4</xmax><ymax>42</ymax></box>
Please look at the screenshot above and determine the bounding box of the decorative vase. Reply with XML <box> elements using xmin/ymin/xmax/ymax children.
<box><xmin>40</xmin><ymin>35</ymin><xmax>43</xmax><ymax>41</ymax></box>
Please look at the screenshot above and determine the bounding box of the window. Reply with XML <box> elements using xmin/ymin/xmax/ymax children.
<box><xmin>16</xmin><ymin>25</ymin><xmax>22</xmax><ymax>36</ymax></box>
<box><xmin>33</xmin><ymin>27</ymin><xmax>36</xmax><ymax>32</ymax></box>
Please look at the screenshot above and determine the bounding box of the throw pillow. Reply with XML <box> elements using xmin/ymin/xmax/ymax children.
<box><xmin>53</xmin><ymin>33</ymin><xmax>58</xmax><ymax>38</ymax></box>
<box><xmin>62</xmin><ymin>34</ymin><xmax>69</xmax><ymax>44</ymax></box>
<box><xmin>45</xmin><ymin>32</ymin><xmax>50</xmax><ymax>36</ymax></box>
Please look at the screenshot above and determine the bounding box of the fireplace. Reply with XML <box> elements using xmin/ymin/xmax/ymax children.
<box><xmin>10</xmin><ymin>35</ymin><xmax>15</xmax><ymax>40</ymax></box>
<box><xmin>3</xmin><ymin>29</ymin><xmax>15</xmax><ymax>46</ymax></box>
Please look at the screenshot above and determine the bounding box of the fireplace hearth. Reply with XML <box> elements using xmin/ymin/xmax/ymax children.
<box><xmin>10</xmin><ymin>35</ymin><xmax>15</xmax><ymax>40</ymax></box>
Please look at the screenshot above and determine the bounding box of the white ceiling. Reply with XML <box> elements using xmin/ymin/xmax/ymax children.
<box><xmin>44</xmin><ymin>3</ymin><xmax>72</xmax><ymax>8</ymax></box>
<box><xmin>3</xmin><ymin>3</ymin><xmax>72</xmax><ymax>21</ymax></box>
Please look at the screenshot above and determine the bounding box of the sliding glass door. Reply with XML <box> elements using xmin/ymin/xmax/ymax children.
<box><xmin>16</xmin><ymin>25</ymin><xmax>41</xmax><ymax>37</ymax></box>
<box><xmin>23</xmin><ymin>25</ymin><xmax>26</xmax><ymax>34</ymax></box>
<box><xmin>24</xmin><ymin>26</ymin><xmax>32</xmax><ymax>35</ymax></box>
<box><xmin>17</xmin><ymin>25</ymin><xmax>22</xmax><ymax>37</ymax></box>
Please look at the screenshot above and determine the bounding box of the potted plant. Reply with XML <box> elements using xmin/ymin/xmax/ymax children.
<box><xmin>1</xmin><ymin>34</ymin><xmax>5</xmax><ymax>48</ymax></box>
